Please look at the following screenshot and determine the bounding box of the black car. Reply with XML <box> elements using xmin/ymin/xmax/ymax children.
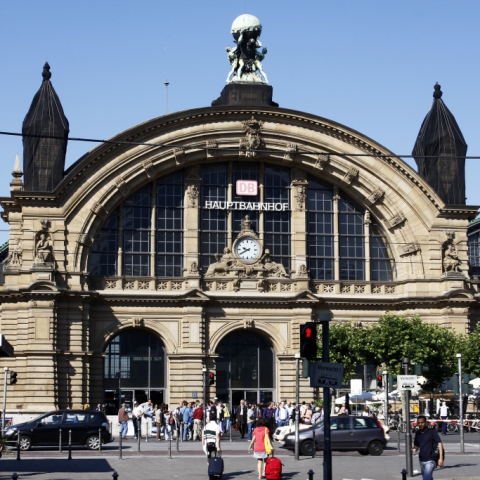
<box><xmin>279</xmin><ymin>415</ymin><xmax>387</xmax><ymax>456</ymax></box>
<box><xmin>3</xmin><ymin>410</ymin><xmax>113</xmax><ymax>450</ymax></box>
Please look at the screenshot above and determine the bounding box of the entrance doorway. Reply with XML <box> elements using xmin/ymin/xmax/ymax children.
<box><xmin>216</xmin><ymin>330</ymin><xmax>275</xmax><ymax>407</ymax></box>
<box><xmin>103</xmin><ymin>329</ymin><xmax>166</xmax><ymax>415</ymax></box>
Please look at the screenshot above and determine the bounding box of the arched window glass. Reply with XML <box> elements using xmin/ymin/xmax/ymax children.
<box><xmin>370</xmin><ymin>222</ymin><xmax>395</xmax><ymax>281</ymax></box>
<box><xmin>156</xmin><ymin>172</ymin><xmax>184</xmax><ymax>276</ymax></box>
<box><xmin>307</xmin><ymin>178</ymin><xmax>334</xmax><ymax>279</ymax></box>
<box><xmin>90</xmin><ymin>211</ymin><xmax>118</xmax><ymax>276</ymax></box>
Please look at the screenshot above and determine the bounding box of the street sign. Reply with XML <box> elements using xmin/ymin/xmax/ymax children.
<box><xmin>310</xmin><ymin>361</ymin><xmax>344</xmax><ymax>388</ymax></box>
<box><xmin>398</xmin><ymin>375</ymin><xmax>418</xmax><ymax>391</ymax></box>
<box><xmin>350</xmin><ymin>379</ymin><xmax>362</xmax><ymax>395</ymax></box>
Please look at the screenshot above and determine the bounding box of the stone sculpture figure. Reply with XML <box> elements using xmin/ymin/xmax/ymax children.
<box><xmin>443</xmin><ymin>243</ymin><xmax>461</xmax><ymax>273</ymax></box>
<box><xmin>6</xmin><ymin>241</ymin><xmax>23</xmax><ymax>267</ymax></box>
<box><xmin>226</xmin><ymin>14</ymin><xmax>268</xmax><ymax>83</ymax></box>
<box><xmin>205</xmin><ymin>248</ymin><xmax>235</xmax><ymax>276</ymax></box>
<box><xmin>34</xmin><ymin>233</ymin><xmax>52</xmax><ymax>263</ymax></box>
<box><xmin>260</xmin><ymin>249</ymin><xmax>289</xmax><ymax>278</ymax></box>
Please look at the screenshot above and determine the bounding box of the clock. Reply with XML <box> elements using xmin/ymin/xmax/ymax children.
<box><xmin>234</xmin><ymin>237</ymin><xmax>261</xmax><ymax>262</ymax></box>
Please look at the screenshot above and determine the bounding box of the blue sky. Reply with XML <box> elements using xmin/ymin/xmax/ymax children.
<box><xmin>1</xmin><ymin>0</ymin><xmax>479</xmax><ymax>243</ymax></box>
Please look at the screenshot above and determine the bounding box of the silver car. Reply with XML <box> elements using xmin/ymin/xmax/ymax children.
<box><xmin>279</xmin><ymin>415</ymin><xmax>387</xmax><ymax>456</ymax></box>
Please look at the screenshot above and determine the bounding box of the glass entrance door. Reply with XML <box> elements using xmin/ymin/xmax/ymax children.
<box><xmin>104</xmin><ymin>389</ymin><xmax>164</xmax><ymax>415</ymax></box>
<box><xmin>231</xmin><ymin>390</ymin><xmax>274</xmax><ymax>407</ymax></box>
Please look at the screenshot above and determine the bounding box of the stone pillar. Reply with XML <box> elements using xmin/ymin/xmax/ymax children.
<box><xmin>184</xmin><ymin>166</ymin><xmax>201</xmax><ymax>286</ymax></box>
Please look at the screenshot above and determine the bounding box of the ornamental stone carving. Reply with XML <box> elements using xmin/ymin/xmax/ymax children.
<box><xmin>283</xmin><ymin>143</ymin><xmax>297</xmax><ymax>162</ymax></box>
<box><xmin>388</xmin><ymin>212</ymin><xmax>406</xmax><ymax>229</ymax></box>
<box><xmin>294</xmin><ymin>185</ymin><xmax>307</xmax><ymax>211</ymax></box>
<box><xmin>34</xmin><ymin>232</ymin><xmax>53</xmax><ymax>264</ymax></box>
<box><xmin>91</xmin><ymin>202</ymin><xmax>107</xmax><ymax>219</ymax></box>
<box><xmin>244</xmin><ymin>318</ymin><xmax>255</xmax><ymax>329</ymax></box>
<box><xmin>188</xmin><ymin>261</ymin><xmax>199</xmax><ymax>275</ymax></box>
<box><xmin>443</xmin><ymin>232</ymin><xmax>462</xmax><ymax>274</ymax></box>
<box><xmin>114</xmin><ymin>176</ymin><xmax>130</xmax><ymax>197</ymax></box>
<box><xmin>206</xmin><ymin>140</ymin><xmax>218</xmax><ymax>158</ymax></box>
<box><xmin>173</xmin><ymin>147</ymin><xmax>185</xmax><ymax>165</ymax></box>
<box><xmin>343</xmin><ymin>167</ymin><xmax>358</xmax><ymax>184</ymax></box>
<box><xmin>367</xmin><ymin>187</ymin><xmax>384</xmax><ymax>204</ymax></box>
<box><xmin>132</xmin><ymin>316</ymin><xmax>144</xmax><ymax>327</ymax></box>
<box><xmin>239</xmin><ymin>116</ymin><xmax>264</xmax><ymax>156</ymax></box>
<box><xmin>400</xmin><ymin>243</ymin><xmax>420</xmax><ymax>256</ymax></box>
<box><xmin>297</xmin><ymin>264</ymin><xmax>309</xmax><ymax>278</ymax></box>
<box><xmin>141</xmin><ymin>159</ymin><xmax>156</xmax><ymax>177</ymax></box>
<box><xmin>315</xmin><ymin>154</ymin><xmax>329</xmax><ymax>170</ymax></box>
<box><xmin>186</xmin><ymin>185</ymin><xmax>200</xmax><ymax>208</ymax></box>
<box><xmin>6</xmin><ymin>240</ymin><xmax>23</xmax><ymax>268</ymax></box>
<box><xmin>364</xmin><ymin>211</ymin><xmax>371</xmax><ymax>225</ymax></box>
<box><xmin>40</xmin><ymin>218</ymin><xmax>51</xmax><ymax>230</ymax></box>
<box><xmin>76</xmin><ymin>234</ymin><xmax>92</xmax><ymax>247</ymax></box>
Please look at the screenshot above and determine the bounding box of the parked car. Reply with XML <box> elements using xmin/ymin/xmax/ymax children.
<box><xmin>3</xmin><ymin>410</ymin><xmax>112</xmax><ymax>450</ymax></box>
<box><xmin>278</xmin><ymin>415</ymin><xmax>387</xmax><ymax>456</ymax></box>
<box><xmin>273</xmin><ymin>423</ymin><xmax>314</xmax><ymax>442</ymax></box>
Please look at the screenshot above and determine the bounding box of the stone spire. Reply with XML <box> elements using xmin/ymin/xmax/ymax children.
<box><xmin>22</xmin><ymin>63</ymin><xmax>69</xmax><ymax>191</ymax></box>
<box><xmin>412</xmin><ymin>83</ymin><xmax>466</xmax><ymax>205</ymax></box>
<box><xmin>10</xmin><ymin>153</ymin><xmax>23</xmax><ymax>191</ymax></box>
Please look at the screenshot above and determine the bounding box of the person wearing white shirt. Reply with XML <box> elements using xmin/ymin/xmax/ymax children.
<box><xmin>275</xmin><ymin>401</ymin><xmax>289</xmax><ymax>427</ymax></box>
<box><xmin>132</xmin><ymin>401</ymin><xmax>144</xmax><ymax>439</ymax></box>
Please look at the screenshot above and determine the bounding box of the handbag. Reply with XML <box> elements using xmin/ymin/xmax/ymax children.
<box><xmin>428</xmin><ymin>428</ymin><xmax>444</xmax><ymax>465</ymax></box>
<box><xmin>234</xmin><ymin>421</ymin><xmax>239</xmax><ymax>431</ymax></box>
<box><xmin>264</xmin><ymin>428</ymin><xmax>272</xmax><ymax>455</ymax></box>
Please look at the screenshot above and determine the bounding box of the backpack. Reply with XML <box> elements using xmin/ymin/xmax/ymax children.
<box><xmin>428</xmin><ymin>428</ymin><xmax>445</xmax><ymax>466</ymax></box>
<box><xmin>265</xmin><ymin>456</ymin><xmax>283</xmax><ymax>480</ymax></box>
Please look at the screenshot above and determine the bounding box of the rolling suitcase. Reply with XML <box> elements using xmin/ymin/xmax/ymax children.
<box><xmin>208</xmin><ymin>450</ymin><xmax>224</xmax><ymax>480</ymax></box>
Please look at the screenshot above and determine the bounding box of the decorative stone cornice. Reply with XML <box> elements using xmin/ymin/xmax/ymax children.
<box><xmin>91</xmin><ymin>202</ymin><xmax>107</xmax><ymax>219</ymax></box>
<box><xmin>342</xmin><ymin>167</ymin><xmax>358</xmax><ymax>185</ymax></box>
<box><xmin>283</xmin><ymin>143</ymin><xmax>297</xmax><ymax>162</ymax></box>
<box><xmin>114</xmin><ymin>176</ymin><xmax>130</xmax><ymax>197</ymax></box>
<box><xmin>400</xmin><ymin>243</ymin><xmax>420</xmax><ymax>256</ymax></box>
<box><xmin>387</xmin><ymin>212</ymin><xmax>406</xmax><ymax>229</ymax></box>
<box><xmin>141</xmin><ymin>159</ymin><xmax>156</xmax><ymax>178</ymax></box>
<box><xmin>367</xmin><ymin>187</ymin><xmax>384</xmax><ymax>204</ymax></box>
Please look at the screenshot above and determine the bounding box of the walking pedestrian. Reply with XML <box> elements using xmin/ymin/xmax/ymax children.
<box><xmin>302</xmin><ymin>403</ymin><xmax>313</xmax><ymax>425</ymax></box>
<box><xmin>236</xmin><ymin>399</ymin><xmax>248</xmax><ymax>439</ymax></box>
<box><xmin>412</xmin><ymin>415</ymin><xmax>444</xmax><ymax>480</ymax></box>
<box><xmin>437</xmin><ymin>402</ymin><xmax>450</xmax><ymax>435</ymax></box>
<box><xmin>163</xmin><ymin>408</ymin><xmax>174</xmax><ymax>440</ymax></box>
<box><xmin>275</xmin><ymin>401</ymin><xmax>289</xmax><ymax>427</ymax></box>
<box><xmin>311</xmin><ymin>406</ymin><xmax>322</xmax><ymax>425</ymax></box>
<box><xmin>193</xmin><ymin>402</ymin><xmax>204</xmax><ymax>441</ymax></box>
<box><xmin>132</xmin><ymin>401</ymin><xmax>144</xmax><ymax>439</ymax></box>
<box><xmin>118</xmin><ymin>403</ymin><xmax>129</xmax><ymax>439</ymax></box>
<box><xmin>248</xmin><ymin>418</ymin><xmax>274</xmax><ymax>480</ymax></box>
<box><xmin>247</xmin><ymin>403</ymin><xmax>257</xmax><ymax>440</ymax></box>
<box><xmin>202</xmin><ymin>411</ymin><xmax>221</xmax><ymax>462</ymax></box>
<box><xmin>263</xmin><ymin>401</ymin><xmax>276</xmax><ymax>434</ymax></box>
<box><xmin>155</xmin><ymin>403</ymin><xmax>165</xmax><ymax>441</ymax></box>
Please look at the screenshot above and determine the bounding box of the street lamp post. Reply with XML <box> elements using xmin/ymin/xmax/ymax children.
<box><xmin>457</xmin><ymin>353</ymin><xmax>464</xmax><ymax>453</ymax></box>
<box><xmin>403</xmin><ymin>357</ymin><xmax>413</xmax><ymax>477</ymax></box>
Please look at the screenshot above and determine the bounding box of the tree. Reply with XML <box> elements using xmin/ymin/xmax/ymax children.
<box><xmin>458</xmin><ymin>323</ymin><xmax>480</xmax><ymax>377</ymax></box>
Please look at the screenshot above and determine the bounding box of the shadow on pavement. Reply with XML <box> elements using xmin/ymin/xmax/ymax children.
<box><xmin>0</xmin><ymin>458</ymin><xmax>113</xmax><ymax>474</ymax></box>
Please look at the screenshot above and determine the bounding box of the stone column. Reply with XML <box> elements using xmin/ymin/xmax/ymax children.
<box><xmin>291</xmin><ymin>168</ymin><xmax>308</xmax><ymax>279</ymax></box>
<box><xmin>184</xmin><ymin>166</ymin><xmax>201</xmax><ymax>286</ymax></box>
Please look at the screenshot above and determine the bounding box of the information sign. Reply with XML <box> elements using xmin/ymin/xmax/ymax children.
<box><xmin>310</xmin><ymin>361</ymin><xmax>344</xmax><ymax>388</ymax></box>
<box><xmin>398</xmin><ymin>375</ymin><xmax>418</xmax><ymax>391</ymax></box>
<box><xmin>350</xmin><ymin>379</ymin><xmax>362</xmax><ymax>396</ymax></box>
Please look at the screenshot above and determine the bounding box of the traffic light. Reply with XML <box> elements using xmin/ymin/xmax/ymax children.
<box><xmin>388</xmin><ymin>374</ymin><xmax>397</xmax><ymax>391</ymax></box>
<box><xmin>377</xmin><ymin>375</ymin><xmax>383</xmax><ymax>389</ymax></box>
<box><xmin>414</xmin><ymin>364</ymin><xmax>430</xmax><ymax>375</ymax></box>
<box><xmin>300</xmin><ymin>323</ymin><xmax>317</xmax><ymax>360</ymax></box>
<box><xmin>208</xmin><ymin>372</ymin><xmax>215</xmax><ymax>386</ymax></box>
<box><xmin>453</xmin><ymin>373</ymin><xmax>460</xmax><ymax>395</ymax></box>
<box><xmin>301</xmin><ymin>359</ymin><xmax>311</xmax><ymax>378</ymax></box>
<box><xmin>9</xmin><ymin>371</ymin><xmax>17</xmax><ymax>385</ymax></box>
<box><xmin>463</xmin><ymin>374</ymin><xmax>476</xmax><ymax>395</ymax></box>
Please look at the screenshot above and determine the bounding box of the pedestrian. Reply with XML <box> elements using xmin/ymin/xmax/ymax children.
<box><xmin>247</xmin><ymin>403</ymin><xmax>257</xmax><ymax>440</ymax></box>
<box><xmin>118</xmin><ymin>403</ymin><xmax>129</xmax><ymax>439</ymax></box>
<box><xmin>216</xmin><ymin>400</ymin><xmax>225</xmax><ymax>435</ymax></box>
<box><xmin>95</xmin><ymin>403</ymin><xmax>102</xmax><ymax>412</ymax></box>
<box><xmin>437</xmin><ymin>402</ymin><xmax>450</xmax><ymax>436</ymax></box>
<box><xmin>412</xmin><ymin>415</ymin><xmax>444</xmax><ymax>480</ymax></box>
<box><xmin>302</xmin><ymin>403</ymin><xmax>313</xmax><ymax>425</ymax></box>
<box><xmin>275</xmin><ymin>401</ymin><xmax>289</xmax><ymax>427</ymax></box>
<box><xmin>236</xmin><ymin>399</ymin><xmax>248</xmax><ymax>439</ymax></box>
<box><xmin>311</xmin><ymin>406</ymin><xmax>322</xmax><ymax>425</ymax></box>
<box><xmin>223</xmin><ymin>402</ymin><xmax>231</xmax><ymax>432</ymax></box>
<box><xmin>202</xmin><ymin>411</ymin><xmax>221</xmax><ymax>462</ymax></box>
<box><xmin>163</xmin><ymin>408</ymin><xmax>174</xmax><ymax>440</ymax></box>
<box><xmin>362</xmin><ymin>406</ymin><xmax>371</xmax><ymax>417</ymax></box>
<box><xmin>263</xmin><ymin>401</ymin><xmax>276</xmax><ymax>433</ymax></box>
<box><xmin>193</xmin><ymin>402</ymin><xmax>204</xmax><ymax>441</ymax></box>
<box><xmin>286</xmin><ymin>401</ymin><xmax>294</xmax><ymax>425</ymax></box>
<box><xmin>132</xmin><ymin>400</ymin><xmax>144</xmax><ymax>439</ymax></box>
<box><xmin>248</xmin><ymin>417</ymin><xmax>274</xmax><ymax>480</ymax></box>
<box><xmin>339</xmin><ymin>403</ymin><xmax>349</xmax><ymax>415</ymax></box>
<box><xmin>155</xmin><ymin>403</ymin><xmax>165</xmax><ymax>441</ymax></box>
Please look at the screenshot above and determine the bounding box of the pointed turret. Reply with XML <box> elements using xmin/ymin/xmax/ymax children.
<box><xmin>412</xmin><ymin>83</ymin><xmax>466</xmax><ymax>205</ymax></box>
<box><xmin>10</xmin><ymin>153</ymin><xmax>23</xmax><ymax>192</ymax></box>
<box><xmin>22</xmin><ymin>63</ymin><xmax>69</xmax><ymax>191</ymax></box>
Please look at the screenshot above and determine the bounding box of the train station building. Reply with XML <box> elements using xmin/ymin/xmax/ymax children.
<box><xmin>0</xmin><ymin>15</ymin><xmax>478</xmax><ymax>415</ymax></box>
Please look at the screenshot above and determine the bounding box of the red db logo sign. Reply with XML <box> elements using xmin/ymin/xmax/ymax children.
<box><xmin>236</xmin><ymin>180</ymin><xmax>258</xmax><ymax>196</ymax></box>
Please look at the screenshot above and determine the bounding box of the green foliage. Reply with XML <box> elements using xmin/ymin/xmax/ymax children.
<box><xmin>457</xmin><ymin>323</ymin><xmax>480</xmax><ymax>377</ymax></box>
<box><xmin>322</xmin><ymin>312</ymin><xmax>462</xmax><ymax>392</ymax></box>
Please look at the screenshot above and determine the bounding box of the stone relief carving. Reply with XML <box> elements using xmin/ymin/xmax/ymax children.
<box><xmin>257</xmin><ymin>278</ymin><xmax>268</xmax><ymax>292</ymax></box>
<box><xmin>364</xmin><ymin>211</ymin><xmax>371</xmax><ymax>225</ymax></box>
<box><xmin>239</xmin><ymin>116</ymin><xmax>264</xmax><ymax>156</ymax></box>
<box><xmin>91</xmin><ymin>202</ymin><xmax>107</xmax><ymax>219</ymax></box>
<box><xmin>141</xmin><ymin>159</ymin><xmax>156</xmax><ymax>177</ymax></box>
<box><xmin>244</xmin><ymin>318</ymin><xmax>255</xmax><ymax>329</ymax></box>
<box><xmin>315</xmin><ymin>154</ymin><xmax>329</xmax><ymax>170</ymax></box>
<box><xmin>34</xmin><ymin>232</ymin><xmax>53</xmax><ymax>264</ymax></box>
<box><xmin>40</xmin><ymin>218</ymin><xmax>51</xmax><ymax>230</ymax></box>
<box><xmin>132</xmin><ymin>317</ymin><xmax>144</xmax><ymax>327</ymax></box>
<box><xmin>232</xmin><ymin>278</ymin><xmax>240</xmax><ymax>292</ymax></box>
<box><xmin>294</xmin><ymin>185</ymin><xmax>307</xmax><ymax>211</ymax></box>
<box><xmin>367</xmin><ymin>187</ymin><xmax>384</xmax><ymax>204</ymax></box>
<box><xmin>114</xmin><ymin>176</ymin><xmax>130</xmax><ymax>197</ymax></box>
<box><xmin>76</xmin><ymin>234</ymin><xmax>92</xmax><ymax>246</ymax></box>
<box><xmin>6</xmin><ymin>240</ymin><xmax>22</xmax><ymax>268</ymax></box>
<box><xmin>297</xmin><ymin>264</ymin><xmax>309</xmax><ymax>278</ymax></box>
<box><xmin>186</xmin><ymin>185</ymin><xmax>200</xmax><ymax>208</ymax></box>
<box><xmin>283</xmin><ymin>143</ymin><xmax>297</xmax><ymax>162</ymax></box>
<box><xmin>343</xmin><ymin>167</ymin><xmax>358</xmax><ymax>184</ymax></box>
<box><xmin>388</xmin><ymin>212</ymin><xmax>406</xmax><ymax>228</ymax></box>
<box><xmin>188</xmin><ymin>261</ymin><xmax>199</xmax><ymax>275</ymax></box>
<box><xmin>443</xmin><ymin>232</ymin><xmax>462</xmax><ymax>274</ymax></box>
<box><xmin>400</xmin><ymin>243</ymin><xmax>420</xmax><ymax>256</ymax></box>
<box><xmin>206</xmin><ymin>140</ymin><xmax>218</xmax><ymax>158</ymax></box>
<box><xmin>173</xmin><ymin>147</ymin><xmax>185</xmax><ymax>165</ymax></box>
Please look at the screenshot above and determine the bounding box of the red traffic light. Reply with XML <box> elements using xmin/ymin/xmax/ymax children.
<box><xmin>304</xmin><ymin>327</ymin><xmax>313</xmax><ymax>339</ymax></box>
<box><xmin>209</xmin><ymin>373</ymin><xmax>214</xmax><ymax>379</ymax></box>
<box><xmin>377</xmin><ymin>375</ymin><xmax>382</xmax><ymax>381</ymax></box>
<box><xmin>208</xmin><ymin>372</ymin><xmax>215</xmax><ymax>385</ymax></box>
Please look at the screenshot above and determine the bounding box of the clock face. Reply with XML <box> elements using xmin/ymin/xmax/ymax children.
<box><xmin>235</xmin><ymin>237</ymin><xmax>261</xmax><ymax>261</ymax></box>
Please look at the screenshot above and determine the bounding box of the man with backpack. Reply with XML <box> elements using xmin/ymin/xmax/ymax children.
<box><xmin>412</xmin><ymin>415</ymin><xmax>444</xmax><ymax>480</ymax></box>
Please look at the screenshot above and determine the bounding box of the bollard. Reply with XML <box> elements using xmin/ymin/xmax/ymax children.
<box><xmin>176</xmin><ymin>430</ymin><xmax>179</xmax><ymax>452</ymax></box>
<box><xmin>118</xmin><ymin>432</ymin><xmax>123</xmax><ymax>460</ymax></box>
<box><xmin>15</xmin><ymin>431</ymin><xmax>20</xmax><ymax>461</ymax></box>
<box><xmin>68</xmin><ymin>430</ymin><xmax>72</xmax><ymax>460</ymax></box>
<box><xmin>98</xmin><ymin>428</ymin><xmax>102</xmax><ymax>453</ymax></box>
<box><xmin>401</xmin><ymin>468</ymin><xmax>407</xmax><ymax>480</ymax></box>
<box><xmin>112</xmin><ymin>472</ymin><xmax>119</xmax><ymax>480</ymax></box>
<box><xmin>59</xmin><ymin>428</ymin><xmax>62</xmax><ymax>453</ymax></box>
<box><xmin>168</xmin><ymin>435</ymin><xmax>172</xmax><ymax>459</ymax></box>
<box><xmin>145</xmin><ymin>418</ymin><xmax>149</xmax><ymax>442</ymax></box>
<box><xmin>312</xmin><ymin>428</ymin><xmax>315</xmax><ymax>459</ymax></box>
<box><xmin>11</xmin><ymin>474</ymin><xmax>18</xmax><ymax>480</ymax></box>
<box><xmin>397</xmin><ymin>429</ymin><xmax>401</xmax><ymax>453</ymax></box>
<box><xmin>308</xmin><ymin>469</ymin><xmax>314</xmax><ymax>480</ymax></box>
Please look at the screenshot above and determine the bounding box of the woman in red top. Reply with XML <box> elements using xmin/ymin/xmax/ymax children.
<box><xmin>248</xmin><ymin>418</ymin><xmax>274</xmax><ymax>479</ymax></box>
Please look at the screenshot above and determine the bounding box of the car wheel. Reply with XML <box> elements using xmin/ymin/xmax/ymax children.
<box><xmin>358</xmin><ymin>450</ymin><xmax>369</xmax><ymax>455</ymax></box>
<box><xmin>368</xmin><ymin>440</ymin><xmax>383</xmax><ymax>456</ymax></box>
<box><xmin>300</xmin><ymin>439</ymin><xmax>314</xmax><ymax>456</ymax></box>
<box><xmin>19</xmin><ymin>436</ymin><xmax>32</xmax><ymax>451</ymax></box>
<box><xmin>86</xmin><ymin>435</ymin><xmax>101</xmax><ymax>450</ymax></box>
<box><xmin>447</xmin><ymin>423</ymin><xmax>456</xmax><ymax>432</ymax></box>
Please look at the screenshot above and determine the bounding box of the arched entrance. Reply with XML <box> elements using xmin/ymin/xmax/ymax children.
<box><xmin>103</xmin><ymin>329</ymin><xmax>166</xmax><ymax>414</ymax></box>
<box><xmin>216</xmin><ymin>330</ymin><xmax>275</xmax><ymax>407</ymax></box>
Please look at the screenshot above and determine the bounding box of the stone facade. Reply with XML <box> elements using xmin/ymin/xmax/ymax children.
<box><xmin>0</xmin><ymin>105</ymin><xmax>478</xmax><ymax>413</ymax></box>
